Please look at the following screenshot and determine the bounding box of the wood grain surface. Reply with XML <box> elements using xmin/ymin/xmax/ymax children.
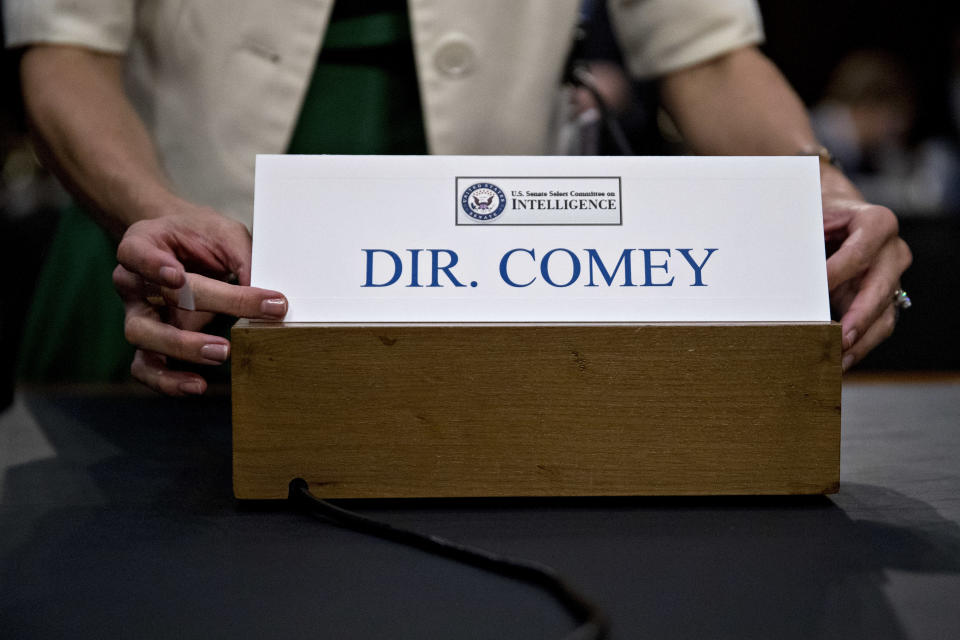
<box><xmin>232</xmin><ymin>322</ymin><xmax>841</xmax><ymax>499</ymax></box>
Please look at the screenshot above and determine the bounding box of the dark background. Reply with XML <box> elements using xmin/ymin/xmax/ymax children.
<box><xmin>761</xmin><ymin>0</ymin><xmax>958</xmax><ymax>139</ymax></box>
<box><xmin>758</xmin><ymin>0</ymin><xmax>960</xmax><ymax>369</ymax></box>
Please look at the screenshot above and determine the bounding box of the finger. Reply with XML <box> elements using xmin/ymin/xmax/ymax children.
<box><xmin>116</xmin><ymin>231</ymin><xmax>186</xmax><ymax>288</ymax></box>
<box><xmin>131</xmin><ymin>349</ymin><xmax>208</xmax><ymax>396</ymax></box>
<box><xmin>838</xmin><ymin>237</ymin><xmax>912</xmax><ymax>349</ymax></box>
<box><xmin>112</xmin><ymin>264</ymin><xmax>146</xmax><ymax>302</ymax></box>
<box><xmin>159</xmin><ymin>273</ymin><xmax>287</xmax><ymax>319</ymax></box>
<box><xmin>222</xmin><ymin>222</ymin><xmax>253</xmax><ymax>286</ymax></box>
<box><xmin>842</xmin><ymin>305</ymin><xmax>897</xmax><ymax>372</ymax></box>
<box><xmin>183</xmin><ymin>211</ymin><xmax>253</xmax><ymax>285</ymax></box>
<box><xmin>167</xmin><ymin>307</ymin><xmax>218</xmax><ymax>333</ymax></box>
<box><xmin>828</xmin><ymin>277</ymin><xmax>858</xmax><ymax>320</ymax></box>
<box><xmin>124</xmin><ymin>304</ymin><xmax>232</xmax><ymax>365</ymax></box>
<box><xmin>114</xmin><ymin>264</ymin><xmax>184</xmax><ymax>312</ymax></box>
<box><xmin>825</xmin><ymin>205</ymin><xmax>898</xmax><ymax>292</ymax></box>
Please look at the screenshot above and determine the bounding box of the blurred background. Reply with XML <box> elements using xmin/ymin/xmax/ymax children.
<box><xmin>765</xmin><ymin>0</ymin><xmax>960</xmax><ymax>372</ymax></box>
<box><xmin>761</xmin><ymin>0</ymin><xmax>960</xmax><ymax>370</ymax></box>
<box><xmin>1</xmin><ymin>0</ymin><xmax>958</xmax><ymax>408</ymax></box>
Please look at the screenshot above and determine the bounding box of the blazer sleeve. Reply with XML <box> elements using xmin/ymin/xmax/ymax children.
<box><xmin>607</xmin><ymin>0</ymin><xmax>765</xmax><ymax>79</ymax></box>
<box><xmin>4</xmin><ymin>0</ymin><xmax>135</xmax><ymax>53</ymax></box>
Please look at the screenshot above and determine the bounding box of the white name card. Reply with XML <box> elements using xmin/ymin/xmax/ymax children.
<box><xmin>251</xmin><ymin>155</ymin><xmax>829</xmax><ymax>322</ymax></box>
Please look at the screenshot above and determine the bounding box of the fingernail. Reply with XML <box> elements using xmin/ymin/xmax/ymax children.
<box><xmin>843</xmin><ymin>329</ymin><xmax>858</xmax><ymax>350</ymax></box>
<box><xmin>179</xmin><ymin>381</ymin><xmax>204</xmax><ymax>395</ymax></box>
<box><xmin>842</xmin><ymin>354</ymin><xmax>854</xmax><ymax>372</ymax></box>
<box><xmin>260</xmin><ymin>297</ymin><xmax>287</xmax><ymax>318</ymax></box>
<box><xmin>200</xmin><ymin>343</ymin><xmax>229</xmax><ymax>362</ymax></box>
<box><xmin>159</xmin><ymin>265</ymin><xmax>182</xmax><ymax>286</ymax></box>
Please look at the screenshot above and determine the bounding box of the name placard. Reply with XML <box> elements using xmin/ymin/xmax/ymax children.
<box><xmin>251</xmin><ymin>155</ymin><xmax>829</xmax><ymax>322</ymax></box>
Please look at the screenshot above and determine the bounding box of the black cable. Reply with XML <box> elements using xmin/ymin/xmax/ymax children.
<box><xmin>289</xmin><ymin>478</ymin><xmax>608</xmax><ymax>640</ymax></box>
<box><xmin>569</xmin><ymin>65</ymin><xmax>636</xmax><ymax>157</ymax></box>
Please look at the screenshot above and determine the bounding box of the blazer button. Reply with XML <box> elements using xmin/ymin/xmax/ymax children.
<box><xmin>433</xmin><ymin>35</ymin><xmax>476</xmax><ymax>77</ymax></box>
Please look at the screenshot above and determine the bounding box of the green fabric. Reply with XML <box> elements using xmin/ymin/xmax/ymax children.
<box><xmin>286</xmin><ymin>0</ymin><xmax>426</xmax><ymax>155</ymax></box>
<box><xmin>321</xmin><ymin>9</ymin><xmax>410</xmax><ymax>48</ymax></box>
<box><xmin>19</xmin><ymin>0</ymin><xmax>425</xmax><ymax>382</ymax></box>
<box><xmin>17</xmin><ymin>205</ymin><xmax>133</xmax><ymax>382</ymax></box>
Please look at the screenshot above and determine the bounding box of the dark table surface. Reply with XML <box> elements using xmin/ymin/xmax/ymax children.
<box><xmin>2</xmin><ymin>377</ymin><xmax>959</xmax><ymax>639</ymax></box>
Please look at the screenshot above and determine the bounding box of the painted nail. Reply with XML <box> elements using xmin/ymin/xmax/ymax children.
<box><xmin>260</xmin><ymin>297</ymin><xmax>287</xmax><ymax>318</ymax></box>
<box><xmin>159</xmin><ymin>265</ymin><xmax>182</xmax><ymax>286</ymax></box>
<box><xmin>842</xmin><ymin>354</ymin><xmax>854</xmax><ymax>372</ymax></box>
<box><xmin>200</xmin><ymin>343</ymin><xmax>229</xmax><ymax>362</ymax></box>
<box><xmin>843</xmin><ymin>329</ymin><xmax>858</xmax><ymax>350</ymax></box>
<box><xmin>179</xmin><ymin>381</ymin><xmax>204</xmax><ymax>395</ymax></box>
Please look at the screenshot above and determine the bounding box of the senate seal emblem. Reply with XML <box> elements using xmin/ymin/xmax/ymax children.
<box><xmin>461</xmin><ymin>182</ymin><xmax>507</xmax><ymax>221</ymax></box>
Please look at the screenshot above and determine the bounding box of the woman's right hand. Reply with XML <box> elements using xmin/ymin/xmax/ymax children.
<box><xmin>112</xmin><ymin>206</ymin><xmax>288</xmax><ymax>395</ymax></box>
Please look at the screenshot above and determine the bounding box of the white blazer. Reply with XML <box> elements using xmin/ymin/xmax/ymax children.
<box><xmin>5</xmin><ymin>0</ymin><xmax>763</xmax><ymax>226</ymax></box>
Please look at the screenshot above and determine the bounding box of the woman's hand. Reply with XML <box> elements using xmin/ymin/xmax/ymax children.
<box><xmin>821</xmin><ymin>171</ymin><xmax>913</xmax><ymax>371</ymax></box>
<box><xmin>112</xmin><ymin>206</ymin><xmax>287</xmax><ymax>395</ymax></box>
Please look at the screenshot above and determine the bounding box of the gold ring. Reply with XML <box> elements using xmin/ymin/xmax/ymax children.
<box><xmin>144</xmin><ymin>282</ymin><xmax>165</xmax><ymax>307</ymax></box>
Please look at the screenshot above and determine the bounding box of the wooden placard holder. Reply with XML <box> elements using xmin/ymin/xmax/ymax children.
<box><xmin>232</xmin><ymin>321</ymin><xmax>841</xmax><ymax>499</ymax></box>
